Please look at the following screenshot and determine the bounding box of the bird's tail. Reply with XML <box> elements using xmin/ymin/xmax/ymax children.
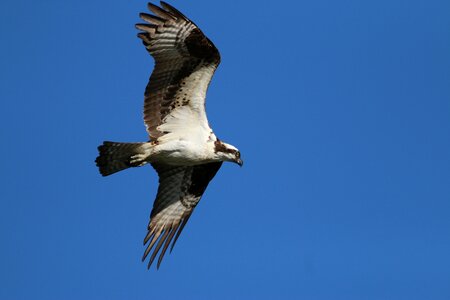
<box><xmin>95</xmin><ymin>141</ymin><xmax>150</xmax><ymax>176</ymax></box>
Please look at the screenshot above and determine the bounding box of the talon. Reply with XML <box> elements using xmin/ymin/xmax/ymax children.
<box><xmin>130</xmin><ymin>154</ymin><xmax>148</xmax><ymax>166</ymax></box>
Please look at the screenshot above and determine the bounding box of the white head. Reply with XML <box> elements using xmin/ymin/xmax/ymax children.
<box><xmin>214</xmin><ymin>140</ymin><xmax>243</xmax><ymax>166</ymax></box>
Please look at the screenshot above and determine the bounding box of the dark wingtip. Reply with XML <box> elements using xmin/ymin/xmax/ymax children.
<box><xmin>135</xmin><ymin>23</ymin><xmax>157</xmax><ymax>31</ymax></box>
<box><xmin>160</xmin><ymin>1</ymin><xmax>189</xmax><ymax>21</ymax></box>
<box><xmin>159</xmin><ymin>1</ymin><xmax>172</xmax><ymax>10</ymax></box>
<box><xmin>147</xmin><ymin>2</ymin><xmax>176</xmax><ymax>20</ymax></box>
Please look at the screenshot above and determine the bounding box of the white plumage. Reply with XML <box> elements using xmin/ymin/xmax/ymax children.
<box><xmin>96</xmin><ymin>1</ymin><xmax>242</xmax><ymax>269</ymax></box>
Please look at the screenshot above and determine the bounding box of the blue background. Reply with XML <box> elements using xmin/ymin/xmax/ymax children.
<box><xmin>1</xmin><ymin>0</ymin><xmax>449</xmax><ymax>299</ymax></box>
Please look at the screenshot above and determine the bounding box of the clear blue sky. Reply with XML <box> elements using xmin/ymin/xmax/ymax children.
<box><xmin>1</xmin><ymin>0</ymin><xmax>449</xmax><ymax>299</ymax></box>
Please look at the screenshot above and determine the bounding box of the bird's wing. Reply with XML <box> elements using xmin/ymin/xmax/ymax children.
<box><xmin>143</xmin><ymin>162</ymin><xmax>222</xmax><ymax>269</ymax></box>
<box><xmin>136</xmin><ymin>2</ymin><xmax>221</xmax><ymax>143</ymax></box>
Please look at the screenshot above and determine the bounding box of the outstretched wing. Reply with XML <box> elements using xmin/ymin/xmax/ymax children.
<box><xmin>143</xmin><ymin>162</ymin><xmax>222</xmax><ymax>269</ymax></box>
<box><xmin>136</xmin><ymin>2</ymin><xmax>221</xmax><ymax>142</ymax></box>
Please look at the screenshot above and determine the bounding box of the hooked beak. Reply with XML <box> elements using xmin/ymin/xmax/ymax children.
<box><xmin>236</xmin><ymin>158</ymin><xmax>243</xmax><ymax>167</ymax></box>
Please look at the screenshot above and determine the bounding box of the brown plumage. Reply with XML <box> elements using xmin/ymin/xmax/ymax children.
<box><xmin>136</xmin><ymin>1</ymin><xmax>220</xmax><ymax>140</ymax></box>
<box><xmin>95</xmin><ymin>1</ymin><xmax>242</xmax><ymax>270</ymax></box>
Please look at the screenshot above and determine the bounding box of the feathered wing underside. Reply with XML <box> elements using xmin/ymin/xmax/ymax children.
<box><xmin>143</xmin><ymin>162</ymin><xmax>222</xmax><ymax>269</ymax></box>
<box><xmin>136</xmin><ymin>2</ymin><xmax>221</xmax><ymax>142</ymax></box>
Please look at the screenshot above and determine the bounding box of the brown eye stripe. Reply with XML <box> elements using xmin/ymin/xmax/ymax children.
<box><xmin>214</xmin><ymin>140</ymin><xmax>237</xmax><ymax>154</ymax></box>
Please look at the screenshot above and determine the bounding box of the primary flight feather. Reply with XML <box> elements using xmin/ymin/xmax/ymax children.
<box><xmin>95</xmin><ymin>1</ymin><xmax>242</xmax><ymax>269</ymax></box>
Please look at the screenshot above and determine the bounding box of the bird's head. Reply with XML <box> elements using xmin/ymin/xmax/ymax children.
<box><xmin>214</xmin><ymin>140</ymin><xmax>243</xmax><ymax>167</ymax></box>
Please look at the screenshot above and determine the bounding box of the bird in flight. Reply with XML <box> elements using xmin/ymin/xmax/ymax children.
<box><xmin>95</xmin><ymin>2</ymin><xmax>242</xmax><ymax>269</ymax></box>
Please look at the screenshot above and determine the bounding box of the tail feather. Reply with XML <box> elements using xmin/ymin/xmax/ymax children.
<box><xmin>95</xmin><ymin>141</ymin><xmax>149</xmax><ymax>176</ymax></box>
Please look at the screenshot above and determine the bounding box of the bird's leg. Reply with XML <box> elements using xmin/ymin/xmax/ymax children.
<box><xmin>129</xmin><ymin>142</ymin><xmax>154</xmax><ymax>166</ymax></box>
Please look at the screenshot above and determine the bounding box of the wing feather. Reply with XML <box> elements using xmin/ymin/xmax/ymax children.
<box><xmin>136</xmin><ymin>2</ymin><xmax>221</xmax><ymax>141</ymax></box>
<box><xmin>157</xmin><ymin>226</ymin><xmax>177</xmax><ymax>267</ymax></box>
<box><xmin>160</xmin><ymin>1</ymin><xmax>190</xmax><ymax>21</ymax></box>
<box><xmin>135</xmin><ymin>23</ymin><xmax>157</xmax><ymax>34</ymax></box>
<box><xmin>148</xmin><ymin>228</ymin><xmax>171</xmax><ymax>268</ymax></box>
<box><xmin>147</xmin><ymin>2</ymin><xmax>177</xmax><ymax>20</ymax></box>
<box><xmin>139</xmin><ymin>13</ymin><xmax>165</xmax><ymax>25</ymax></box>
<box><xmin>142</xmin><ymin>162</ymin><xmax>222</xmax><ymax>269</ymax></box>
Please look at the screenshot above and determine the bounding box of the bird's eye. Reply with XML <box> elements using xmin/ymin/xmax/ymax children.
<box><xmin>236</xmin><ymin>152</ymin><xmax>240</xmax><ymax>158</ymax></box>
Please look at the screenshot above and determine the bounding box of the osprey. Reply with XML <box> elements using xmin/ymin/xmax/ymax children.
<box><xmin>95</xmin><ymin>2</ymin><xmax>242</xmax><ymax>269</ymax></box>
